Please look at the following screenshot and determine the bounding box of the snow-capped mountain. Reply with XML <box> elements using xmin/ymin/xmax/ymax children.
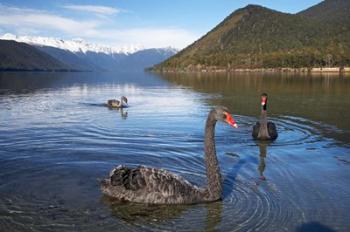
<box><xmin>0</xmin><ymin>33</ymin><xmax>178</xmax><ymax>71</ymax></box>
<box><xmin>0</xmin><ymin>33</ymin><xmax>142</xmax><ymax>55</ymax></box>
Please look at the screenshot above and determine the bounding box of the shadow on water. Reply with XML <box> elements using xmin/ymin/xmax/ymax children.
<box><xmin>223</xmin><ymin>140</ymin><xmax>273</xmax><ymax>199</ymax></box>
<box><xmin>296</xmin><ymin>221</ymin><xmax>336</xmax><ymax>232</ymax></box>
<box><xmin>102</xmin><ymin>196</ymin><xmax>189</xmax><ymax>223</ymax></box>
<box><xmin>101</xmin><ymin>196</ymin><xmax>223</xmax><ymax>231</ymax></box>
<box><xmin>222</xmin><ymin>155</ymin><xmax>246</xmax><ymax>199</ymax></box>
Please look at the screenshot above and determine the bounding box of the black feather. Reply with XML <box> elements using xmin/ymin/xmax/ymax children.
<box><xmin>110</xmin><ymin>167</ymin><xmax>146</xmax><ymax>191</ymax></box>
<box><xmin>267</xmin><ymin>122</ymin><xmax>278</xmax><ymax>140</ymax></box>
<box><xmin>252</xmin><ymin>122</ymin><xmax>260</xmax><ymax>139</ymax></box>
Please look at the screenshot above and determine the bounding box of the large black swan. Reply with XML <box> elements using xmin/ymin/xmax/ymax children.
<box><xmin>107</xmin><ymin>96</ymin><xmax>128</xmax><ymax>108</ymax></box>
<box><xmin>101</xmin><ymin>107</ymin><xmax>238</xmax><ymax>204</ymax></box>
<box><xmin>252</xmin><ymin>93</ymin><xmax>278</xmax><ymax>140</ymax></box>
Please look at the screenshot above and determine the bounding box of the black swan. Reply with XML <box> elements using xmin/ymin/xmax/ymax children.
<box><xmin>107</xmin><ymin>96</ymin><xmax>128</xmax><ymax>108</ymax></box>
<box><xmin>101</xmin><ymin>106</ymin><xmax>238</xmax><ymax>204</ymax></box>
<box><xmin>252</xmin><ymin>93</ymin><xmax>278</xmax><ymax>140</ymax></box>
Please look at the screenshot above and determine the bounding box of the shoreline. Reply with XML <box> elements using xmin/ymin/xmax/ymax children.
<box><xmin>151</xmin><ymin>67</ymin><xmax>350</xmax><ymax>74</ymax></box>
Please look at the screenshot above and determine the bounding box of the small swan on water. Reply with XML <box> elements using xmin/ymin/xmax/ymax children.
<box><xmin>107</xmin><ymin>96</ymin><xmax>128</xmax><ymax>108</ymax></box>
<box><xmin>252</xmin><ymin>93</ymin><xmax>278</xmax><ymax>140</ymax></box>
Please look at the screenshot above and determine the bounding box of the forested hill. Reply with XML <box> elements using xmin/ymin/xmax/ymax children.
<box><xmin>153</xmin><ymin>0</ymin><xmax>350</xmax><ymax>71</ymax></box>
<box><xmin>0</xmin><ymin>40</ymin><xmax>72</xmax><ymax>71</ymax></box>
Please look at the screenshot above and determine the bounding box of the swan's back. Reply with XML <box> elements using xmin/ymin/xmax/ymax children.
<box><xmin>101</xmin><ymin>165</ymin><xmax>208</xmax><ymax>204</ymax></box>
<box><xmin>252</xmin><ymin>121</ymin><xmax>278</xmax><ymax>140</ymax></box>
<box><xmin>107</xmin><ymin>99</ymin><xmax>120</xmax><ymax>108</ymax></box>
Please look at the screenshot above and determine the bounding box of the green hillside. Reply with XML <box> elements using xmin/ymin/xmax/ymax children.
<box><xmin>153</xmin><ymin>0</ymin><xmax>350</xmax><ymax>71</ymax></box>
<box><xmin>0</xmin><ymin>40</ymin><xmax>73</xmax><ymax>71</ymax></box>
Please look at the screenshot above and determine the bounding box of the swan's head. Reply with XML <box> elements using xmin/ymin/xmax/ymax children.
<box><xmin>261</xmin><ymin>93</ymin><xmax>268</xmax><ymax>106</ymax></box>
<box><xmin>214</xmin><ymin>107</ymin><xmax>238</xmax><ymax>128</ymax></box>
<box><xmin>121</xmin><ymin>96</ymin><xmax>128</xmax><ymax>104</ymax></box>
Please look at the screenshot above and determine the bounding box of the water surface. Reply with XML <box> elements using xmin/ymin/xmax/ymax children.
<box><xmin>0</xmin><ymin>71</ymin><xmax>349</xmax><ymax>231</ymax></box>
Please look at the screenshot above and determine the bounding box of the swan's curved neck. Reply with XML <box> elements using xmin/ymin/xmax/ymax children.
<box><xmin>204</xmin><ymin>110</ymin><xmax>222</xmax><ymax>200</ymax></box>
<box><xmin>260</xmin><ymin>109</ymin><xmax>267</xmax><ymax>124</ymax></box>
<box><xmin>120</xmin><ymin>98</ymin><xmax>127</xmax><ymax>107</ymax></box>
<box><xmin>258</xmin><ymin>107</ymin><xmax>270</xmax><ymax>139</ymax></box>
<box><xmin>260</xmin><ymin>101</ymin><xmax>268</xmax><ymax>123</ymax></box>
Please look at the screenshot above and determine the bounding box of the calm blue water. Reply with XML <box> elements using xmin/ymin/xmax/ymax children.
<box><xmin>0</xmin><ymin>71</ymin><xmax>349</xmax><ymax>231</ymax></box>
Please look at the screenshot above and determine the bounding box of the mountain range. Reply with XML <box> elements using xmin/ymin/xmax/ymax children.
<box><xmin>0</xmin><ymin>40</ymin><xmax>72</xmax><ymax>71</ymax></box>
<box><xmin>153</xmin><ymin>0</ymin><xmax>350</xmax><ymax>71</ymax></box>
<box><xmin>0</xmin><ymin>34</ymin><xmax>177</xmax><ymax>72</ymax></box>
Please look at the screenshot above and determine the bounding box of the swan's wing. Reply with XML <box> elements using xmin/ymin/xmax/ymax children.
<box><xmin>267</xmin><ymin>122</ymin><xmax>278</xmax><ymax>140</ymax></box>
<box><xmin>107</xmin><ymin>99</ymin><xmax>120</xmax><ymax>107</ymax></box>
<box><xmin>252</xmin><ymin>122</ymin><xmax>260</xmax><ymax>139</ymax></box>
<box><xmin>110</xmin><ymin>165</ymin><xmax>146</xmax><ymax>190</ymax></box>
<box><xmin>109</xmin><ymin>165</ymin><xmax>201</xmax><ymax>196</ymax></box>
<box><xmin>141</xmin><ymin>166</ymin><xmax>201</xmax><ymax>196</ymax></box>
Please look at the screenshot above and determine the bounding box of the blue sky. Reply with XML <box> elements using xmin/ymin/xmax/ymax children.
<box><xmin>0</xmin><ymin>0</ymin><xmax>322</xmax><ymax>49</ymax></box>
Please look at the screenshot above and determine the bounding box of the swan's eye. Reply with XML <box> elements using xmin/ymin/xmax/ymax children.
<box><xmin>223</xmin><ymin>113</ymin><xmax>227</xmax><ymax>119</ymax></box>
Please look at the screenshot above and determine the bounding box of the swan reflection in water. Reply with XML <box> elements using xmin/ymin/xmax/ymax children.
<box><xmin>256</xmin><ymin>141</ymin><xmax>271</xmax><ymax>185</ymax></box>
<box><xmin>102</xmin><ymin>196</ymin><xmax>223</xmax><ymax>231</ymax></box>
<box><xmin>258</xmin><ymin>142</ymin><xmax>268</xmax><ymax>181</ymax></box>
<box><xmin>108</xmin><ymin>107</ymin><xmax>128</xmax><ymax>120</ymax></box>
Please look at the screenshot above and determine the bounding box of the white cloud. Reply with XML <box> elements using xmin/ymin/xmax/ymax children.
<box><xmin>0</xmin><ymin>5</ymin><xmax>99</xmax><ymax>35</ymax></box>
<box><xmin>62</xmin><ymin>4</ymin><xmax>121</xmax><ymax>15</ymax></box>
<box><xmin>0</xmin><ymin>4</ymin><xmax>199</xmax><ymax>49</ymax></box>
<box><xmin>100</xmin><ymin>28</ymin><xmax>198</xmax><ymax>49</ymax></box>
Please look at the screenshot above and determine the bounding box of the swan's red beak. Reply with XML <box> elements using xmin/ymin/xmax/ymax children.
<box><xmin>261</xmin><ymin>96</ymin><xmax>267</xmax><ymax>106</ymax></box>
<box><xmin>224</xmin><ymin>112</ymin><xmax>238</xmax><ymax>128</ymax></box>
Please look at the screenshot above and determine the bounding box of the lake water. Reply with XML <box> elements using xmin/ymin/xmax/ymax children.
<box><xmin>0</xmin><ymin>71</ymin><xmax>349</xmax><ymax>232</ymax></box>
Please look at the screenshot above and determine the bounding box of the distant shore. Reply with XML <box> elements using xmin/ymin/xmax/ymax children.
<box><xmin>152</xmin><ymin>67</ymin><xmax>350</xmax><ymax>74</ymax></box>
<box><xmin>0</xmin><ymin>68</ymin><xmax>87</xmax><ymax>72</ymax></box>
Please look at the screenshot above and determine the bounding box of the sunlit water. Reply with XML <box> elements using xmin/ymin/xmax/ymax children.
<box><xmin>0</xmin><ymin>72</ymin><xmax>349</xmax><ymax>231</ymax></box>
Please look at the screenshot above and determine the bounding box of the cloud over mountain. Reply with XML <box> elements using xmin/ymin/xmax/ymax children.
<box><xmin>0</xmin><ymin>3</ymin><xmax>198</xmax><ymax>49</ymax></box>
<box><xmin>62</xmin><ymin>4</ymin><xmax>122</xmax><ymax>15</ymax></box>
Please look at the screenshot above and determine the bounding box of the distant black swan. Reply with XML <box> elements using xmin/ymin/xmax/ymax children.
<box><xmin>107</xmin><ymin>96</ymin><xmax>128</xmax><ymax>108</ymax></box>
<box><xmin>252</xmin><ymin>93</ymin><xmax>278</xmax><ymax>140</ymax></box>
<box><xmin>101</xmin><ymin>107</ymin><xmax>238</xmax><ymax>204</ymax></box>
